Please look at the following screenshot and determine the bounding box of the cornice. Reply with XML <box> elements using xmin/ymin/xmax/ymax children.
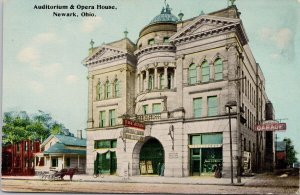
<box><xmin>134</xmin><ymin>43</ymin><xmax>176</xmax><ymax>58</ymax></box>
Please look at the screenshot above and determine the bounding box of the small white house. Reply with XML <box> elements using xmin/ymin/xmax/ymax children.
<box><xmin>34</xmin><ymin>131</ymin><xmax>86</xmax><ymax>174</ymax></box>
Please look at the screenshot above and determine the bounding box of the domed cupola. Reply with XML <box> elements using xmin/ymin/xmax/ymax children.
<box><xmin>149</xmin><ymin>4</ymin><xmax>178</xmax><ymax>25</ymax></box>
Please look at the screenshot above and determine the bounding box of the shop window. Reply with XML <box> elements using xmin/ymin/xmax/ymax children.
<box><xmin>152</xmin><ymin>103</ymin><xmax>161</xmax><ymax>113</ymax></box>
<box><xmin>188</xmin><ymin>63</ymin><xmax>197</xmax><ymax>85</ymax></box>
<box><xmin>99</xmin><ymin>111</ymin><xmax>106</xmax><ymax>128</ymax></box>
<box><xmin>208</xmin><ymin>96</ymin><xmax>218</xmax><ymax>116</ymax></box>
<box><xmin>201</xmin><ymin>61</ymin><xmax>210</xmax><ymax>82</ymax></box>
<box><xmin>189</xmin><ymin>133</ymin><xmax>223</xmax><ymax>175</ymax></box>
<box><xmin>148</xmin><ymin>38</ymin><xmax>155</xmax><ymax>45</ymax></box>
<box><xmin>109</xmin><ymin>109</ymin><xmax>116</xmax><ymax>126</ymax></box>
<box><xmin>214</xmin><ymin>58</ymin><xmax>223</xmax><ymax>80</ymax></box>
<box><xmin>143</xmin><ymin>105</ymin><xmax>148</xmax><ymax>114</ymax></box>
<box><xmin>52</xmin><ymin>158</ymin><xmax>58</xmax><ymax>167</ymax></box>
<box><xmin>193</xmin><ymin>98</ymin><xmax>202</xmax><ymax>118</ymax></box>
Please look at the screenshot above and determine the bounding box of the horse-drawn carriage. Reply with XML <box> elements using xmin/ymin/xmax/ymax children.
<box><xmin>40</xmin><ymin>167</ymin><xmax>77</xmax><ymax>181</ymax></box>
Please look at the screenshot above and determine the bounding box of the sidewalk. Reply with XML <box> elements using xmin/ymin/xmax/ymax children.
<box><xmin>2</xmin><ymin>174</ymin><xmax>250</xmax><ymax>186</ymax></box>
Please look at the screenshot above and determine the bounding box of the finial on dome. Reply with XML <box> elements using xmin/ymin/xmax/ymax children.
<box><xmin>178</xmin><ymin>11</ymin><xmax>184</xmax><ymax>21</ymax></box>
<box><xmin>124</xmin><ymin>29</ymin><xmax>128</xmax><ymax>38</ymax></box>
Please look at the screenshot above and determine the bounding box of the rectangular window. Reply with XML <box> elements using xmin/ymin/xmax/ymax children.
<box><xmin>52</xmin><ymin>158</ymin><xmax>58</xmax><ymax>167</ymax></box>
<box><xmin>208</xmin><ymin>96</ymin><xmax>218</xmax><ymax>116</ymax></box>
<box><xmin>99</xmin><ymin>111</ymin><xmax>106</xmax><ymax>127</ymax></box>
<box><xmin>163</xmin><ymin>37</ymin><xmax>169</xmax><ymax>43</ymax></box>
<box><xmin>95</xmin><ymin>140</ymin><xmax>117</xmax><ymax>149</ymax></box>
<box><xmin>25</xmin><ymin>142</ymin><xmax>28</xmax><ymax>151</ymax></box>
<box><xmin>193</xmin><ymin>98</ymin><xmax>202</xmax><ymax>118</ymax></box>
<box><xmin>109</xmin><ymin>109</ymin><xmax>116</xmax><ymax>126</ymax></box>
<box><xmin>152</xmin><ymin>103</ymin><xmax>161</xmax><ymax>113</ymax></box>
<box><xmin>143</xmin><ymin>105</ymin><xmax>148</xmax><ymax>114</ymax></box>
<box><xmin>148</xmin><ymin>38</ymin><xmax>155</xmax><ymax>45</ymax></box>
<box><xmin>66</xmin><ymin>158</ymin><xmax>71</xmax><ymax>167</ymax></box>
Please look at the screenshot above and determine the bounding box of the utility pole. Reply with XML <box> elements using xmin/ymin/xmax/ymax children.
<box><xmin>226</xmin><ymin>104</ymin><xmax>234</xmax><ymax>184</ymax></box>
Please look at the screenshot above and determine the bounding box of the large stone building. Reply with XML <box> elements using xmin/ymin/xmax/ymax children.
<box><xmin>82</xmin><ymin>4</ymin><xmax>274</xmax><ymax>178</ymax></box>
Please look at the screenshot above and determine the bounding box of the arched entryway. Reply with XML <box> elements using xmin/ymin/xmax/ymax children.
<box><xmin>140</xmin><ymin>138</ymin><xmax>164</xmax><ymax>175</ymax></box>
<box><xmin>132</xmin><ymin>137</ymin><xmax>164</xmax><ymax>175</ymax></box>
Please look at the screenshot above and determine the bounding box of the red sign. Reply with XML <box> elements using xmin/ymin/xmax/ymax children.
<box><xmin>255</xmin><ymin>123</ymin><xmax>286</xmax><ymax>131</ymax></box>
<box><xmin>123</xmin><ymin>119</ymin><xmax>145</xmax><ymax>130</ymax></box>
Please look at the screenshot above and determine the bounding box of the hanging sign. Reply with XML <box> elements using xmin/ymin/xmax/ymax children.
<box><xmin>255</xmin><ymin>123</ymin><xmax>286</xmax><ymax>131</ymax></box>
<box><xmin>123</xmin><ymin>119</ymin><xmax>145</xmax><ymax>130</ymax></box>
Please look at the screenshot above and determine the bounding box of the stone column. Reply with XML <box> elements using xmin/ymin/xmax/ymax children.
<box><xmin>209</xmin><ymin>62</ymin><xmax>214</xmax><ymax>81</ymax></box>
<box><xmin>173</xmin><ymin>67</ymin><xmax>177</xmax><ymax>88</ymax></box>
<box><xmin>164</xmin><ymin>64</ymin><xmax>168</xmax><ymax>89</ymax></box>
<box><xmin>154</xmin><ymin>65</ymin><xmax>158</xmax><ymax>89</ymax></box>
<box><xmin>87</xmin><ymin>75</ymin><xmax>94</xmax><ymax>128</ymax></box>
<box><xmin>146</xmin><ymin>69</ymin><xmax>149</xmax><ymax>91</ymax></box>
<box><xmin>197</xmin><ymin>65</ymin><xmax>201</xmax><ymax>83</ymax></box>
<box><xmin>136</xmin><ymin>74</ymin><xmax>140</xmax><ymax>94</ymax></box>
<box><xmin>139</xmin><ymin>72</ymin><xmax>143</xmax><ymax>92</ymax></box>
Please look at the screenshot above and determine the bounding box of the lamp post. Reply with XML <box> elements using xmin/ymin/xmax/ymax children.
<box><xmin>226</xmin><ymin>104</ymin><xmax>234</xmax><ymax>184</ymax></box>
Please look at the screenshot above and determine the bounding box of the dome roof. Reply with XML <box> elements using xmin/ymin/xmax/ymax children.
<box><xmin>149</xmin><ymin>4</ymin><xmax>178</xmax><ymax>25</ymax></box>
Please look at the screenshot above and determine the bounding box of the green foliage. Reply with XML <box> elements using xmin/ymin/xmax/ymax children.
<box><xmin>2</xmin><ymin>110</ymin><xmax>66</xmax><ymax>144</ymax></box>
<box><xmin>283</xmin><ymin>138</ymin><xmax>298</xmax><ymax>166</ymax></box>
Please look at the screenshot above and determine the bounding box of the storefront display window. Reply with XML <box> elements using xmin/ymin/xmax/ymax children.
<box><xmin>189</xmin><ymin>133</ymin><xmax>223</xmax><ymax>176</ymax></box>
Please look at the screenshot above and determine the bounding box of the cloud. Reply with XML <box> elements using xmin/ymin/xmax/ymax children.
<box><xmin>18</xmin><ymin>47</ymin><xmax>39</xmax><ymax>64</ymax></box>
<box><xmin>28</xmin><ymin>80</ymin><xmax>44</xmax><ymax>94</ymax></box>
<box><xmin>17</xmin><ymin>32</ymin><xmax>63</xmax><ymax>77</ymax></box>
<box><xmin>81</xmin><ymin>17</ymin><xmax>102</xmax><ymax>33</ymax></box>
<box><xmin>258</xmin><ymin>27</ymin><xmax>295</xmax><ymax>60</ymax></box>
<box><xmin>298</xmin><ymin>0</ymin><xmax>300</xmax><ymax>3</ymax></box>
<box><xmin>32</xmin><ymin>32</ymin><xmax>61</xmax><ymax>44</ymax></box>
<box><xmin>65</xmin><ymin>75</ymin><xmax>79</xmax><ymax>84</ymax></box>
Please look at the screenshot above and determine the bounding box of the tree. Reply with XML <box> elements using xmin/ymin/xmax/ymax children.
<box><xmin>283</xmin><ymin>138</ymin><xmax>298</xmax><ymax>166</ymax></box>
<box><xmin>2</xmin><ymin>110</ymin><xmax>66</xmax><ymax>145</ymax></box>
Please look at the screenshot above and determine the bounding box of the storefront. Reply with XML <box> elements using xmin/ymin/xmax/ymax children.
<box><xmin>94</xmin><ymin>139</ymin><xmax>117</xmax><ymax>175</ymax></box>
<box><xmin>189</xmin><ymin>133</ymin><xmax>223</xmax><ymax>176</ymax></box>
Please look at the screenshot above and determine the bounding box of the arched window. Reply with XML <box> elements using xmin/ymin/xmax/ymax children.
<box><xmin>96</xmin><ymin>82</ymin><xmax>103</xmax><ymax>100</ymax></box>
<box><xmin>214</xmin><ymin>58</ymin><xmax>223</xmax><ymax>80</ymax></box>
<box><xmin>201</xmin><ymin>61</ymin><xmax>209</xmax><ymax>82</ymax></box>
<box><xmin>188</xmin><ymin>63</ymin><xmax>197</xmax><ymax>85</ymax></box>
<box><xmin>148</xmin><ymin>74</ymin><xmax>154</xmax><ymax>90</ymax></box>
<box><xmin>159</xmin><ymin>73</ymin><xmax>164</xmax><ymax>89</ymax></box>
<box><xmin>105</xmin><ymin>81</ymin><xmax>110</xmax><ymax>99</ymax></box>
<box><xmin>114</xmin><ymin>79</ymin><xmax>120</xmax><ymax>97</ymax></box>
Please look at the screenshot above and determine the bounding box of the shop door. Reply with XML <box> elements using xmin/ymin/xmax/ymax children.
<box><xmin>94</xmin><ymin>151</ymin><xmax>117</xmax><ymax>175</ymax></box>
<box><xmin>139</xmin><ymin>138</ymin><xmax>164</xmax><ymax>175</ymax></box>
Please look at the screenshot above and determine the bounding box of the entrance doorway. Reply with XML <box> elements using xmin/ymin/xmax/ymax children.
<box><xmin>139</xmin><ymin>138</ymin><xmax>164</xmax><ymax>175</ymax></box>
<box><xmin>94</xmin><ymin>152</ymin><xmax>117</xmax><ymax>175</ymax></box>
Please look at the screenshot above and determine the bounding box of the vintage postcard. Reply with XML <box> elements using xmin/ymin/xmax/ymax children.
<box><xmin>2</xmin><ymin>0</ymin><xmax>299</xmax><ymax>194</ymax></box>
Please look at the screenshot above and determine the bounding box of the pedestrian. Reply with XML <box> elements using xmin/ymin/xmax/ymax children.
<box><xmin>214</xmin><ymin>163</ymin><xmax>222</xmax><ymax>178</ymax></box>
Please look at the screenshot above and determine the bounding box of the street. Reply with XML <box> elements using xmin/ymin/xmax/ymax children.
<box><xmin>2</xmin><ymin>171</ymin><xmax>299</xmax><ymax>194</ymax></box>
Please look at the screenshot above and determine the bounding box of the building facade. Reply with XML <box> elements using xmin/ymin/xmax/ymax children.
<box><xmin>2</xmin><ymin>140</ymin><xmax>40</xmax><ymax>176</ymax></box>
<box><xmin>83</xmin><ymin>4</ymin><xmax>274</xmax><ymax>177</ymax></box>
<box><xmin>34</xmin><ymin>131</ymin><xmax>86</xmax><ymax>174</ymax></box>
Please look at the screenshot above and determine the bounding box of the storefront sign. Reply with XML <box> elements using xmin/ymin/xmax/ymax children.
<box><xmin>188</xmin><ymin>144</ymin><xmax>222</xmax><ymax>148</ymax></box>
<box><xmin>256</xmin><ymin>123</ymin><xmax>286</xmax><ymax>131</ymax></box>
<box><xmin>168</xmin><ymin>152</ymin><xmax>178</xmax><ymax>159</ymax></box>
<box><xmin>136</xmin><ymin>113</ymin><xmax>161</xmax><ymax>121</ymax></box>
<box><xmin>123</xmin><ymin>133</ymin><xmax>145</xmax><ymax>142</ymax></box>
<box><xmin>123</xmin><ymin>119</ymin><xmax>145</xmax><ymax>130</ymax></box>
<box><xmin>123</xmin><ymin>128</ymin><xmax>144</xmax><ymax>136</ymax></box>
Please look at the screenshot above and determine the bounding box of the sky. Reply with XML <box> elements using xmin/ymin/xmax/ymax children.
<box><xmin>2</xmin><ymin>0</ymin><xmax>300</xmax><ymax>158</ymax></box>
